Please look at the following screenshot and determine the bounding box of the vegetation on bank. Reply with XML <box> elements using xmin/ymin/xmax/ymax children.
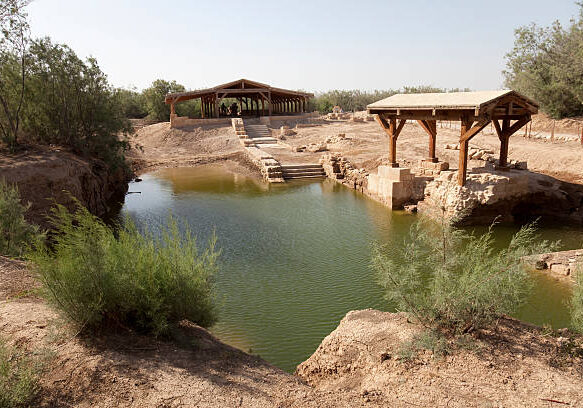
<box><xmin>0</xmin><ymin>338</ymin><xmax>40</xmax><ymax>408</ymax></box>
<box><xmin>0</xmin><ymin>179</ymin><xmax>40</xmax><ymax>258</ymax></box>
<box><xmin>572</xmin><ymin>264</ymin><xmax>583</xmax><ymax>334</ymax></box>
<box><xmin>0</xmin><ymin>1</ymin><xmax>130</xmax><ymax>169</ymax></box>
<box><xmin>372</xmin><ymin>219</ymin><xmax>557</xmax><ymax>335</ymax></box>
<box><xmin>29</xmin><ymin>204</ymin><xmax>218</xmax><ymax>335</ymax></box>
<box><xmin>504</xmin><ymin>4</ymin><xmax>583</xmax><ymax>118</ymax></box>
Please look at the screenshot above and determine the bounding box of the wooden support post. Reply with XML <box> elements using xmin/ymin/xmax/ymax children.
<box><xmin>268</xmin><ymin>92</ymin><xmax>272</xmax><ymax>116</ymax></box>
<box><xmin>417</xmin><ymin>119</ymin><xmax>438</xmax><ymax>162</ymax></box>
<box><xmin>214</xmin><ymin>94</ymin><xmax>219</xmax><ymax>118</ymax></box>
<box><xmin>499</xmin><ymin>133</ymin><xmax>510</xmax><ymax>167</ymax></box>
<box><xmin>376</xmin><ymin>115</ymin><xmax>406</xmax><ymax>167</ymax></box>
<box><xmin>457</xmin><ymin>117</ymin><xmax>471</xmax><ymax>186</ymax></box>
<box><xmin>201</xmin><ymin>98</ymin><xmax>206</xmax><ymax>119</ymax></box>
<box><xmin>493</xmin><ymin>116</ymin><xmax>530</xmax><ymax>168</ymax></box>
<box><xmin>170</xmin><ymin>103</ymin><xmax>175</xmax><ymax>115</ymax></box>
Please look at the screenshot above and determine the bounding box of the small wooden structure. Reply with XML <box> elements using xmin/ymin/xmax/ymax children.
<box><xmin>367</xmin><ymin>90</ymin><xmax>539</xmax><ymax>186</ymax></box>
<box><xmin>164</xmin><ymin>78</ymin><xmax>313</xmax><ymax>119</ymax></box>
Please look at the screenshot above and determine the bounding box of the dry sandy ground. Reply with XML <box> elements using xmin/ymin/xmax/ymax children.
<box><xmin>298</xmin><ymin>309</ymin><xmax>583</xmax><ymax>407</ymax></box>
<box><xmin>127</xmin><ymin>122</ymin><xmax>260</xmax><ymax>178</ymax></box>
<box><xmin>272</xmin><ymin>120</ymin><xmax>583</xmax><ymax>183</ymax></box>
<box><xmin>3</xmin><ymin>257</ymin><xmax>583</xmax><ymax>407</ymax></box>
<box><xmin>129</xmin><ymin>117</ymin><xmax>583</xmax><ymax>185</ymax></box>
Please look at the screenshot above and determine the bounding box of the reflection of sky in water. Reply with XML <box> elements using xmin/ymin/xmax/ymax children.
<box><xmin>121</xmin><ymin>167</ymin><xmax>583</xmax><ymax>372</ymax></box>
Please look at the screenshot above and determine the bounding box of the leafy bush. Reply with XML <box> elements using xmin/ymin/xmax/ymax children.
<box><xmin>373</xmin><ymin>219</ymin><xmax>555</xmax><ymax>333</ymax></box>
<box><xmin>0</xmin><ymin>179</ymin><xmax>40</xmax><ymax>258</ymax></box>
<box><xmin>30</xmin><ymin>204</ymin><xmax>218</xmax><ymax>335</ymax></box>
<box><xmin>572</xmin><ymin>264</ymin><xmax>583</xmax><ymax>333</ymax></box>
<box><xmin>115</xmin><ymin>87</ymin><xmax>148</xmax><ymax>119</ymax></box>
<box><xmin>0</xmin><ymin>339</ymin><xmax>39</xmax><ymax>408</ymax></box>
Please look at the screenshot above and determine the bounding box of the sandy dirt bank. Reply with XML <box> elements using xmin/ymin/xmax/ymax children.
<box><xmin>2</xmin><ymin>257</ymin><xmax>582</xmax><ymax>407</ymax></box>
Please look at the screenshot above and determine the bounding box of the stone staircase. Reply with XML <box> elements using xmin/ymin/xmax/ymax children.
<box><xmin>244</xmin><ymin>123</ymin><xmax>277</xmax><ymax>145</ymax></box>
<box><xmin>281</xmin><ymin>164</ymin><xmax>326</xmax><ymax>180</ymax></box>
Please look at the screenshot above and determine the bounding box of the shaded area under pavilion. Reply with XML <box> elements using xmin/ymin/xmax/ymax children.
<box><xmin>367</xmin><ymin>90</ymin><xmax>539</xmax><ymax>186</ymax></box>
<box><xmin>164</xmin><ymin>78</ymin><xmax>314</xmax><ymax>119</ymax></box>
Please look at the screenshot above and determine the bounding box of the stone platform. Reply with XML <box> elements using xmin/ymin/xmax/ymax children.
<box><xmin>367</xmin><ymin>166</ymin><xmax>415</xmax><ymax>209</ymax></box>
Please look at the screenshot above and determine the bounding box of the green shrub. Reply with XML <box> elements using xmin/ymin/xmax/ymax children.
<box><xmin>0</xmin><ymin>179</ymin><xmax>41</xmax><ymax>258</ymax></box>
<box><xmin>572</xmin><ymin>264</ymin><xmax>583</xmax><ymax>333</ymax></box>
<box><xmin>0</xmin><ymin>339</ymin><xmax>39</xmax><ymax>408</ymax></box>
<box><xmin>29</xmin><ymin>204</ymin><xmax>218</xmax><ymax>335</ymax></box>
<box><xmin>373</xmin><ymin>219</ymin><xmax>556</xmax><ymax>333</ymax></box>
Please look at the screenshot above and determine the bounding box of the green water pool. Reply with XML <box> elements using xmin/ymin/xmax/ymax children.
<box><xmin>121</xmin><ymin>166</ymin><xmax>582</xmax><ymax>372</ymax></box>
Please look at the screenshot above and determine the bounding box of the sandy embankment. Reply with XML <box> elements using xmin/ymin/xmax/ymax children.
<box><xmin>2</xmin><ymin>256</ymin><xmax>582</xmax><ymax>407</ymax></box>
<box><xmin>126</xmin><ymin>122</ymin><xmax>261</xmax><ymax>178</ymax></box>
<box><xmin>0</xmin><ymin>145</ymin><xmax>128</xmax><ymax>227</ymax></box>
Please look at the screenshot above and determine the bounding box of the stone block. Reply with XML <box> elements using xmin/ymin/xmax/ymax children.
<box><xmin>550</xmin><ymin>263</ymin><xmax>570</xmax><ymax>276</ymax></box>
<box><xmin>420</xmin><ymin>160</ymin><xmax>449</xmax><ymax>171</ymax></box>
<box><xmin>378</xmin><ymin>166</ymin><xmax>411</xmax><ymax>181</ymax></box>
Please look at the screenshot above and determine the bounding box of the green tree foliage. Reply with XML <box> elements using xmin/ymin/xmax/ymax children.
<box><xmin>504</xmin><ymin>6</ymin><xmax>583</xmax><ymax>118</ymax></box>
<box><xmin>115</xmin><ymin>87</ymin><xmax>148</xmax><ymax>119</ymax></box>
<box><xmin>0</xmin><ymin>179</ymin><xmax>40</xmax><ymax>258</ymax></box>
<box><xmin>20</xmin><ymin>37</ymin><xmax>131</xmax><ymax>167</ymax></box>
<box><xmin>142</xmin><ymin>79</ymin><xmax>201</xmax><ymax>121</ymax></box>
<box><xmin>372</xmin><ymin>219</ymin><xmax>556</xmax><ymax>333</ymax></box>
<box><xmin>30</xmin><ymin>204</ymin><xmax>218</xmax><ymax>335</ymax></box>
<box><xmin>0</xmin><ymin>0</ymin><xmax>30</xmax><ymax>149</ymax></box>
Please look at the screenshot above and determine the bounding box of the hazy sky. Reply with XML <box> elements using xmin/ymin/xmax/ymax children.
<box><xmin>27</xmin><ymin>0</ymin><xmax>580</xmax><ymax>93</ymax></box>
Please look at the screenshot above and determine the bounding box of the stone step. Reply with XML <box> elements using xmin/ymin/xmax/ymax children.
<box><xmin>284</xmin><ymin>173</ymin><xmax>327</xmax><ymax>179</ymax></box>
<box><xmin>280</xmin><ymin>164</ymin><xmax>323</xmax><ymax>170</ymax></box>
<box><xmin>281</xmin><ymin>168</ymin><xmax>325</xmax><ymax>175</ymax></box>
<box><xmin>251</xmin><ymin>137</ymin><xmax>278</xmax><ymax>144</ymax></box>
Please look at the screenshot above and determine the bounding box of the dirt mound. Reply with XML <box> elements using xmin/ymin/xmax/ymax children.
<box><xmin>0</xmin><ymin>145</ymin><xmax>127</xmax><ymax>227</ymax></box>
<box><xmin>127</xmin><ymin>122</ymin><xmax>260</xmax><ymax>178</ymax></box>
<box><xmin>297</xmin><ymin>309</ymin><xmax>583</xmax><ymax>407</ymax></box>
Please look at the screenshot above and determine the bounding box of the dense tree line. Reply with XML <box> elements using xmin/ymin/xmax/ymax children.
<box><xmin>504</xmin><ymin>4</ymin><xmax>583</xmax><ymax>118</ymax></box>
<box><xmin>310</xmin><ymin>86</ymin><xmax>471</xmax><ymax>114</ymax></box>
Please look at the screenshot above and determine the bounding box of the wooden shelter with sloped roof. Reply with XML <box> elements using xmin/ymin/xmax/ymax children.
<box><xmin>164</xmin><ymin>78</ymin><xmax>314</xmax><ymax>119</ymax></box>
<box><xmin>367</xmin><ymin>90</ymin><xmax>539</xmax><ymax>186</ymax></box>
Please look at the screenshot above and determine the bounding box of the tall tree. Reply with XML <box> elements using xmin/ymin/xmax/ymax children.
<box><xmin>504</xmin><ymin>5</ymin><xmax>583</xmax><ymax>118</ymax></box>
<box><xmin>0</xmin><ymin>0</ymin><xmax>30</xmax><ymax>148</ymax></box>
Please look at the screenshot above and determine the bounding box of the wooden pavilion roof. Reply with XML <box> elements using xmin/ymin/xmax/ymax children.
<box><xmin>367</xmin><ymin>90</ymin><xmax>538</xmax><ymax>120</ymax></box>
<box><xmin>165</xmin><ymin>78</ymin><xmax>313</xmax><ymax>104</ymax></box>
